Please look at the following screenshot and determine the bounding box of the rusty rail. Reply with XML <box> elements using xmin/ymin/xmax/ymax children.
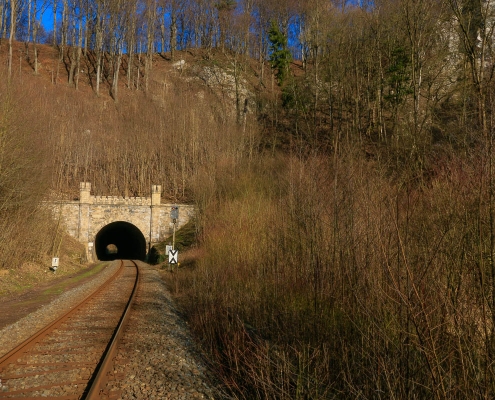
<box><xmin>0</xmin><ymin>260</ymin><xmax>140</xmax><ymax>399</ymax></box>
<box><xmin>85</xmin><ymin>260</ymin><xmax>140</xmax><ymax>399</ymax></box>
<box><xmin>0</xmin><ymin>261</ymin><xmax>125</xmax><ymax>368</ymax></box>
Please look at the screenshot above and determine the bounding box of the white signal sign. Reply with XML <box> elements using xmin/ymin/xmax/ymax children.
<box><xmin>51</xmin><ymin>257</ymin><xmax>59</xmax><ymax>272</ymax></box>
<box><xmin>169</xmin><ymin>250</ymin><xmax>178</xmax><ymax>264</ymax></box>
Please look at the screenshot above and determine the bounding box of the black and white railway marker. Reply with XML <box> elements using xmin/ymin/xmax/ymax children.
<box><xmin>169</xmin><ymin>249</ymin><xmax>178</xmax><ymax>264</ymax></box>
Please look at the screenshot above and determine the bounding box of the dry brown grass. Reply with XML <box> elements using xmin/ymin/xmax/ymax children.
<box><xmin>163</xmin><ymin>146</ymin><xmax>495</xmax><ymax>399</ymax></box>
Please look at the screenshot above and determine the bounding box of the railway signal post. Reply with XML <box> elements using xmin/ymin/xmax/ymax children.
<box><xmin>170</xmin><ymin>206</ymin><xmax>179</xmax><ymax>270</ymax></box>
<box><xmin>171</xmin><ymin>205</ymin><xmax>179</xmax><ymax>250</ymax></box>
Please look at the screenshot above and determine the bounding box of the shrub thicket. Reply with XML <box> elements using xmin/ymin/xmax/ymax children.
<box><xmin>166</xmin><ymin>145</ymin><xmax>495</xmax><ymax>399</ymax></box>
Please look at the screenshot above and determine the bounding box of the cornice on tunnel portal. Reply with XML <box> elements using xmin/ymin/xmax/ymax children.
<box><xmin>48</xmin><ymin>183</ymin><xmax>194</xmax><ymax>262</ymax></box>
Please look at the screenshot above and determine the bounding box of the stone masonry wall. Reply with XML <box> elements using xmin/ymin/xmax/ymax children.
<box><xmin>48</xmin><ymin>183</ymin><xmax>194</xmax><ymax>252</ymax></box>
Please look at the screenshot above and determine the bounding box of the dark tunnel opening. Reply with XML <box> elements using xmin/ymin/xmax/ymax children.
<box><xmin>94</xmin><ymin>221</ymin><xmax>147</xmax><ymax>261</ymax></box>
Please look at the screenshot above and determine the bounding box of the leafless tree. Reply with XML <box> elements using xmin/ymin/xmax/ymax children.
<box><xmin>8</xmin><ymin>0</ymin><xmax>16</xmax><ymax>79</ymax></box>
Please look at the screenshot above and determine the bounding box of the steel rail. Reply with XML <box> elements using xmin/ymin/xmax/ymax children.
<box><xmin>0</xmin><ymin>260</ymin><xmax>125</xmax><ymax>369</ymax></box>
<box><xmin>0</xmin><ymin>259</ymin><xmax>140</xmax><ymax>399</ymax></box>
<box><xmin>85</xmin><ymin>260</ymin><xmax>140</xmax><ymax>399</ymax></box>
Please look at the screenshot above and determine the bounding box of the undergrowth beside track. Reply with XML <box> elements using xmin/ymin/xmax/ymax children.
<box><xmin>163</xmin><ymin>149</ymin><xmax>495</xmax><ymax>399</ymax></box>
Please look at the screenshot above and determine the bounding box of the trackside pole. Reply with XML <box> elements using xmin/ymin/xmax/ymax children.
<box><xmin>169</xmin><ymin>206</ymin><xmax>179</xmax><ymax>271</ymax></box>
<box><xmin>173</xmin><ymin>219</ymin><xmax>176</xmax><ymax>250</ymax></box>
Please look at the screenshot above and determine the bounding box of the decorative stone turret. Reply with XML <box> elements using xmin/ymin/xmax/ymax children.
<box><xmin>80</xmin><ymin>182</ymin><xmax>92</xmax><ymax>204</ymax></box>
<box><xmin>151</xmin><ymin>185</ymin><xmax>162</xmax><ymax>206</ymax></box>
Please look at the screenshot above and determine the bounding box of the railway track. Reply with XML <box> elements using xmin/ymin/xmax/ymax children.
<box><xmin>0</xmin><ymin>260</ymin><xmax>140</xmax><ymax>399</ymax></box>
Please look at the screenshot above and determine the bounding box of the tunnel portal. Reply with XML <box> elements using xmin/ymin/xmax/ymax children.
<box><xmin>94</xmin><ymin>221</ymin><xmax>147</xmax><ymax>261</ymax></box>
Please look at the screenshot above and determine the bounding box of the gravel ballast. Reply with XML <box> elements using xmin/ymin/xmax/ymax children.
<box><xmin>0</xmin><ymin>261</ymin><xmax>122</xmax><ymax>356</ymax></box>
<box><xmin>0</xmin><ymin>261</ymin><xmax>220</xmax><ymax>399</ymax></box>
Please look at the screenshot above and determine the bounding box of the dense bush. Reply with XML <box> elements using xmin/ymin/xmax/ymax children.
<box><xmin>166</xmin><ymin>146</ymin><xmax>495</xmax><ymax>398</ymax></box>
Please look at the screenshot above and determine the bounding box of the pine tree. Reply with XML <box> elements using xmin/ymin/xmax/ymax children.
<box><xmin>268</xmin><ymin>20</ymin><xmax>292</xmax><ymax>86</ymax></box>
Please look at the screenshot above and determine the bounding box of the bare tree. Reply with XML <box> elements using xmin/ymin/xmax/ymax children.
<box><xmin>399</xmin><ymin>0</ymin><xmax>448</xmax><ymax>163</ymax></box>
<box><xmin>31</xmin><ymin>0</ymin><xmax>50</xmax><ymax>74</ymax></box>
<box><xmin>216</xmin><ymin>0</ymin><xmax>235</xmax><ymax>52</ymax></box>
<box><xmin>239</xmin><ymin>0</ymin><xmax>254</xmax><ymax>57</ymax></box>
<box><xmin>67</xmin><ymin>0</ymin><xmax>79</xmax><ymax>86</ymax></box>
<box><xmin>167</xmin><ymin>0</ymin><xmax>183</xmax><ymax>61</ymax></box>
<box><xmin>144</xmin><ymin>0</ymin><xmax>157</xmax><ymax>91</ymax></box>
<box><xmin>93</xmin><ymin>0</ymin><xmax>107</xmax><ymax>96</ymax></box>
<box><xmin>109</xmin><ymin>0</ymin><xmax>127</xmax><ymax>100</ymax></box>
<box><xmin>8</xmin><ymin>0</ymin><xmax>16</xmax><ymax>79</ymax></box>
<box><xmin>447</xmin><ymin>0</ymin><xmax>495</xmax><ymax>138</ymax></box>
<box><xmin>125</xmin><ymin>1</ymin><xmax>137</xmax><ymax>89</ymax></box>
<box><xmin>52</xmin><ymin>0</ymin><xmax>58</xmax><ymax>45</ymax></box>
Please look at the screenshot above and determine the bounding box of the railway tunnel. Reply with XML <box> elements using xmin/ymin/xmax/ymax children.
<box><xmin>94</xmin><ymin>221</ymin><xmax>147</xmax><ymax>261</ymax></box>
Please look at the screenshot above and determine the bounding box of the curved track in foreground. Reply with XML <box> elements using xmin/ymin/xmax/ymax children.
<box><xmin>0</xmin><ymin>260</ymin><xmax>140</xmax><ymax>399</ymax></box>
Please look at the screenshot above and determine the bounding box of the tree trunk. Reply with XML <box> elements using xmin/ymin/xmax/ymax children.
<box><xmin>95</xmin><ymin>1</ymin><xmax>105</xmax><ymax>96</ymax></box>
<box><xmin>8</xmin><ymin>0</ymin><xmax>16</xmax><ymax>79</ymax></box>
<box><xmin>126</xmin><ymin>5</ymin><xmax>137</xmax><ymax>89</ymax></box>
<box><xmin>170</xmin><ymin>4</ymin><xmax>177</xmax><ymax>61</ymax></box>
<box><xmin>27</xmin><ymin>0</ymin><xmax>31</xmax><ymax>43</ymax></box>
<box><xmin>145</xmin><ymin>0</ymin><xmax>157</xmax><ymax>92</ymax></box>
<box><xmin>52</xmin><ymin>0</ymin><xmax>57</xmax><ymax>45</ymax></box>
<box><xmin>112</xmin><ymin>42</ymin><xmax>123</xmax><ymax>101</ymax></box>
<box><xmin>0</xmin><ymin>2</ymin><xmax>4</xmax><ymax>40</ymax></box>
<box><xmin>68</xmin><ymin>11</ymin><xmax>77</xmax><ymax>86</ymax></box>
<box><xmin>75</xmin><ymin>17</ymin><xmax>83</xmax><ymax>89</ymax></box>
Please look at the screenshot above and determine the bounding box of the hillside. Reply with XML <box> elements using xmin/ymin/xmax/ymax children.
<box><xmin>1</xmin><ymin>39</ymin><xmax>263</xmax><ymax>196</ymax></box>
<box><xmin>3</xmin><ymin>19</ymin><xmax>495</xmax><ymax>397</ymax></box>
<box><xmin>0</xmin><ymin>40</ymin><xmax>262</xmax><ymax>288</ymax></box>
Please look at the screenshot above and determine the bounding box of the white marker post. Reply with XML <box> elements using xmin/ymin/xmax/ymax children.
<box><xmin>51</xmin><ymin>257</ymin><xmax>59</xmax><ymax>272</ymax></box>
<box><xmin>88</xmin><ymin>242</ymin><xmax>93</xmax><ymax>263</ymax></box>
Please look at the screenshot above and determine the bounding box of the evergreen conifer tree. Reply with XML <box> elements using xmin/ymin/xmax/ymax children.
<box><xmin>268</xmin><ymin>20</ymin><xmax>292</xmax><ymax>86</ymax></box>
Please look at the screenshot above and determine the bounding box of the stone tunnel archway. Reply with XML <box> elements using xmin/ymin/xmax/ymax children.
<box><xmin>47</xmin><ymin>183</ymin><xmax>195</xmax><ymax>262</ymax></box>
<box><xmin>94</xmin><ymin>221</ymin><xmax>147</xmax><ymax>261</ymax></box>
